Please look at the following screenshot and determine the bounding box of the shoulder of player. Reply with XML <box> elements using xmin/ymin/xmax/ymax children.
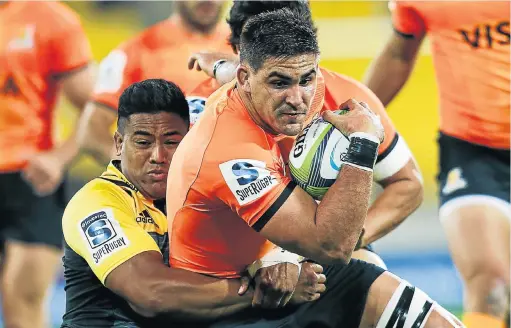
<box><xmin>188</xmin><ymin>77</ymin><xmax>219</xmax><ymax>99</ymax></box>
<box><xmin>64</xmin><ymin>178</ymin><xmax>134</xmax><ymax>220</ymax></box>
<box><xmin>33</xmin><ymin>2</ymin><xmax>84</xmax><ymax>31</ymax></box>
<box><xmin>320</xmin><ymin>67</ymin><xmax>385</xmax><ymax>111</ymax></box>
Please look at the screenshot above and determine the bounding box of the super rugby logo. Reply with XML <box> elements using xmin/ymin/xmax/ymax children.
<box><xmin>79</xmin><ymin>208</ymin><xmax>129</xmax><ymax>264</ymax></box>
<box><xmin>219</xmin><ymin>159</ymin><xmax>278</xmax><ymax>206</ymax></box>
<box><xmin>186</xmin><ymin>96</ymin><xmax>207</xmax><ymax>125</ymax></box>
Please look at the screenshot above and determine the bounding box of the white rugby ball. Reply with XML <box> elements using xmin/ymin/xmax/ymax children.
<box><xmin>289</xmin><ymin>110</ymin><xmax>351</xmax><ymax>200</ymax></box>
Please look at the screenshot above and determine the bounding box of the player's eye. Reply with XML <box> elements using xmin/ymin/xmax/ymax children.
<box><xmin>134</xmin><ymin>140</ymin><xmax>150</xmax><ymax>146</ymax></box>
<box><xmin>270</xmin><ymin>80</ymin><xmax>288</xmax><ymax>89</ymax></box>
<box><xmin>165</xmin><ymin>140</ymin><xmax>181</xmax><ymax>146</ymax></box>
<box><xmin>300</xmin><ymin>77</ymin><xmax>313</xmax><ymax>86</ymax></box>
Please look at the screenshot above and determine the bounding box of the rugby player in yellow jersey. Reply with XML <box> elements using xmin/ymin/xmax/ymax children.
<box><xmin>61</xmin><ymin>79</ymin><xmax>326</xmax><ymax>327</ymax></box>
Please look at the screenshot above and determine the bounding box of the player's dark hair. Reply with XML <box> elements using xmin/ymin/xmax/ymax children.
<box><xmin>239</xmin><ymin>8</ymin><xmax>319</xmax><ymax>72</ymax></box>
<box><xmin>227</xmin><ymin>0</ymin><xmax>314</xmax><ymax>52</ymax></box>
<box><xmin>117</xmin><ymin>79</ymin><xmax>190</xmax><ymax>133</ymax></box>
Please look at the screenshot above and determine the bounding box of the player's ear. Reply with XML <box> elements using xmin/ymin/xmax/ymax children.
<box><xmin>236</xmin><ymin>65</ymin><xmax>251</xmax><ymax>93</ymax></box>
<box><xmin>113</xmin><ymin>131</ymin><xmax>123</xmax><ymax>157</ymax></box>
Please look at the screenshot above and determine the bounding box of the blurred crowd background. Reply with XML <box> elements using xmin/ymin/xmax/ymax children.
<box><xmin>6</xmin><ymin>1</ymin><xmax>461</xmax><ymax>326</ymax></box>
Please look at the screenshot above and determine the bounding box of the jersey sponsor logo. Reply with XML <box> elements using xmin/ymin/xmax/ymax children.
<box><xmin>93</xmin><ymin>50</ymin><xmax>128</xmax><ymax>94</ymax></box>
<box><xmin>442</xmin><ymin>167</ymin><xmax>467</xmax><ymax>195</ymax></box>
<box><xmin>219</xmin><ymin>159</ymin><xmax>278</xmax><ymax>206</ymax></box>
<box><xmin>0</xmin><ymin>75</ymin><xmax>20</xmax><ymax>96</ymax></box>
<box><xmin>460</xmin><ymin>21</ymin><xmax>510</xmax><ymax>49</ymax></box>
<box><xmin>79</xmin><ymin>208</ymin><xmax>129</xmax><ymax>264</ymax></box>
<box><xmin>187</xmin><ymin>96</ymin><xmax>207</xmax><ymax>125</ymax></box>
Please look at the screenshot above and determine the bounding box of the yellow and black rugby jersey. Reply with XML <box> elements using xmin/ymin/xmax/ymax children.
<box><xmin>61</xmin><ymin>160</ymin><xmax>169</xmax><ymax>327</ymax></box>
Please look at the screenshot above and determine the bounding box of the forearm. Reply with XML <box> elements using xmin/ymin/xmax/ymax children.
<box><xmin>51</xmin><ymin>129</ymin><xmax>80</xmax><ymax>168</ymax></box>
<box><xmin>313</xmin><ymin>166</ymin><xmax>373</xmax><ymax>263</ymax></box>
<box><xmin>363</xmin><ymin>179</ymin><xmax>423</xmax><ymax>245</ymax></box>
<box><xmin>363</xmin><ymin>33</ymin><xmax>423</xmax><ymax>107</ymax></box>
<box><xmin>363</xmin><ymin>54</ymin><xmax>415</xmax><ymax>107</ymax></box>
<box><xmin>76</xmin><ymin>103</ymin><xmax>115</xmax><ymax>166</ymax></box>
<box><xmin>80</xmin><ymin>132</ymin><xmax>113</xmax><ymax>166</ymax></box>
<box><xmin>133</xmin><ymin>268</ymin><xmax>252</xmax><ymax>321</ymax></box>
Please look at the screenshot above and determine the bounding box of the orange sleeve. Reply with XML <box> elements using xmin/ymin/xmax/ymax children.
<box><xmin>186</xmin><ymin>77</ymin><xmax>222</xmax><ymax>125</ymax></box>
<box><xmin>213</xmin><ymin>130</ymin><xmax>293</xmax><ymax>230</ymax></box>
<box><xmin>320</xmin><ymin>70</ymin><xmax>414</xmax><ymax>181</ymax></box>
<box><xmin>91</xmin><ymin>43</ymin><xmax>141</xmax><ymax>110</ymax></box>
<box><xmin>389</xmin><ymin>0</ymin><xmax>426</xmax><ymax>37</ymax></box>
<box><xmin>44</xmin><ymin>3</ymin><xmax>92</xmax><ymax>74</ymax></box>
<box><xmin>321</xmin><ymin>71</ymin><xmax>397</xmax><ymax>157</ymax></box>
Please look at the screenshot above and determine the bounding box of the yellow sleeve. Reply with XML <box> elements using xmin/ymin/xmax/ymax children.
<box><xmin>62</xmin><ymin>183</ymin><xmax>161</xmax><ymax>284</ymax></box>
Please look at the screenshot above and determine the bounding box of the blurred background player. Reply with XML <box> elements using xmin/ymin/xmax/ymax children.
<box><xmin>363</xmin><ymin>1</ymin><xmax>510</xmax><ymax>328</ymax></box>
<box><xmin>0</xmin><ymin>2</ymin><xmax>94</xmax><ymax>328</ymax></box>
<box><xmin>77</xmin><ymin>0</ymin><xmax>232</xmax><ymax>166</ymax></box>
<box><xmin>187</xmin><ymin>0</ymin><xmax>424</xmax><ymax>270</ymax></box>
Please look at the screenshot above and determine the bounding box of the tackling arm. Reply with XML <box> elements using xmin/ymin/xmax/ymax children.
<box><xmin>105</xmin><ymin>251</ymin><xmax>253</xmax><ymax>321</ymax></box>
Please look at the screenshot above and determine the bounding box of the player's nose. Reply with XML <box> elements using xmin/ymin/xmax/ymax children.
<box><xmin>285</xmin><ymin>85</ymin><xmax>305</xmax><ymax>109</ymax></box>
<box><xmin>149</xmin><ymin>144</ymin><xmax>167</xmax><ymax>164</ymax></box>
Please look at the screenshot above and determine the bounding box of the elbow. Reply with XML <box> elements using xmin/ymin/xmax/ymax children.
<box><xmin>408</xmin><ymin>176</ymin><xmax>424</xmax><ymax>213</ymax></box>
<box><xmin>315</xmin><ymin>239</ymin><xmax>357</xmax><ymax>266</ymax></box>
<box><xmin>128</xmin><ymin>286</ymin><xmax>180</xmax><ymax>318</ymax></box>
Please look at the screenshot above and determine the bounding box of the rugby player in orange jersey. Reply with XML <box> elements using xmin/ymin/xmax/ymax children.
<box><xmin>0</xmin><ymin>2</ymin><xmax>95</xmax><ymax>327</ymax></box>
<box><xmin>77</xmin><ymin>0</ymin><xmax>234</xmax><ymax>166</ymax></box>
<box><xmin>363</xmin><ymin>2</ymin><xmax>510</xmax><ymax>327</ymax></box>
<box><xmin>167</xmin><ymin>9</ymin><xmax>463</xmax><ymax>328</ymax></box>
<box><xmin>187</xmin><ymin>0</ymin><xmax>423</xmax><ymax>270</ymax></box>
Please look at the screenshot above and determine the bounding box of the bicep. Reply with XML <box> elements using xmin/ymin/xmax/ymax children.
<box><xmin>61</xmin><ymin>64</ymin><xmax>96</xmax><ymax>110</ymax></box>
<box><xmin>386</xmin><ymin>30</ymin><xmax>425</xmax><ymax>62</ymax></box>
<box><xmin>258</xmin><ymin>183</ymin><xmax>319</xmax><ymax>256</ymax></box>
<box><xmin>105</xmin><ymin>250</ymin><xmax>165</xmax><ymax>309</ymax></box>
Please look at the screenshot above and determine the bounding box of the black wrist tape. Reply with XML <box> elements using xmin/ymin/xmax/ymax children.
<box><xmin>340</xmin><ymin>137</ymin><xmax>379</xmax><ymax>170</ymax></box>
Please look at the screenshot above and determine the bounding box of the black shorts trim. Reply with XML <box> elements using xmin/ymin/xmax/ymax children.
<box><xmin>393</xmin><ymin>27</ymin><xmax>416</xmax><ymax>39</ymax></box>
<box><xmin>252</xmin><ymin>181</ymin><xmax>297</xmax><ymax>232</ymax></box>
<box><xmin>376</xmin><ymin>133</ymin><xmax>399</xmax><ymax>163</ymax></box>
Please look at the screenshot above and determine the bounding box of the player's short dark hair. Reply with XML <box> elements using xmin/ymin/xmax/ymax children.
<box><xmin>117</xmin><ymin>79</ymin><xmax>189</xmax><ymax>133</ymax></box>
<box><xmin>227</xmin><ymin>0</ymin><xmax>314</xmax><ymax>52</ymax></box>
<box><xmin>239</xmin><ymin>8</ymin><xmax>319</xmax><ymax>72</ymax></box>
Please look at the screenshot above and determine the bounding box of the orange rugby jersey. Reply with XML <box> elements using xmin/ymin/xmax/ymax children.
<box><xmin>92</xmin><ymin>15</ymin><xmax>231</xmax><ymax>125</ymax></box>
<box><xmin>168</xmin><ymin>70</ymin><xmax>413</xmax><ymax>278</ymax></box>
<box><xmin>190</xmin><ymin>67</ymin><xmax>412</xmax><ymax>182</ymax></box>
<box><xmin>391</xmin><ymin>0</ymin><xmax>510</xmax><ymax>149</ymax></box>
<box><xmin>0</xmin><ymin>2</ymin><xmax>92</xmax><ymax>172</ymax></box>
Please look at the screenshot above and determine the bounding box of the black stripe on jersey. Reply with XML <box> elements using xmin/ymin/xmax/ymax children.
<box><xmin>394</xmin><ymin>27</ymin><xmax>416</xmax><ymax>39</ymax></box>
<box><xmin>411</xmin><ymin>300</ymin><xmax>433</xmax><ymax>328</ymax></box>
<box><xmin>385</xmin><ymin>285</ymin><xmax>414</xmax><ymax>328</ymax></box>
<box><xmin>98</xmin><ymin>177</ymin><xmax>134</xmax><ymax>197</ymax></box>
<box><xmin>252</xmin><ymin>181</ymin><xmax>297</xmax><ymax>232</ymax></box>
<box><xmin>376</xmin><ymin>133</ymin><xmax>399</xmax><ymax>163</ymax></box>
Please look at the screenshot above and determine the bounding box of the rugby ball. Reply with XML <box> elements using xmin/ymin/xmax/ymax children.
<box><xmin>289</xmin><ymin>110</ymin><xmax>351</xmax><ymax>200</ymax></box>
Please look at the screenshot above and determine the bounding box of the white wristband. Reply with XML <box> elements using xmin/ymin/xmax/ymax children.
<box><xmin>343</xmin><ymin>162</ymin><xmax>374</xmax><ymax>172</ymax></box>
<box><xmin>348</xmin><ymin>132</ymin><xmax>380</xmax><ymax>144</ymax></box>
<box><xmin>247</xmin><ymin>247</ymin><xmax>304</xmax><ymax>278</ymax></box>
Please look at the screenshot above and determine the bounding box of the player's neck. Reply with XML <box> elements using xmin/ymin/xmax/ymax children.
<box><xmin>174</xmin><ymin>14</ymin><xmax>218</xmax><ymax>37</ymax></box>
<box><xmin>237</xmin><ymin>88</ymin><xmax>280</xmax><ymax>136</ymax></box>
